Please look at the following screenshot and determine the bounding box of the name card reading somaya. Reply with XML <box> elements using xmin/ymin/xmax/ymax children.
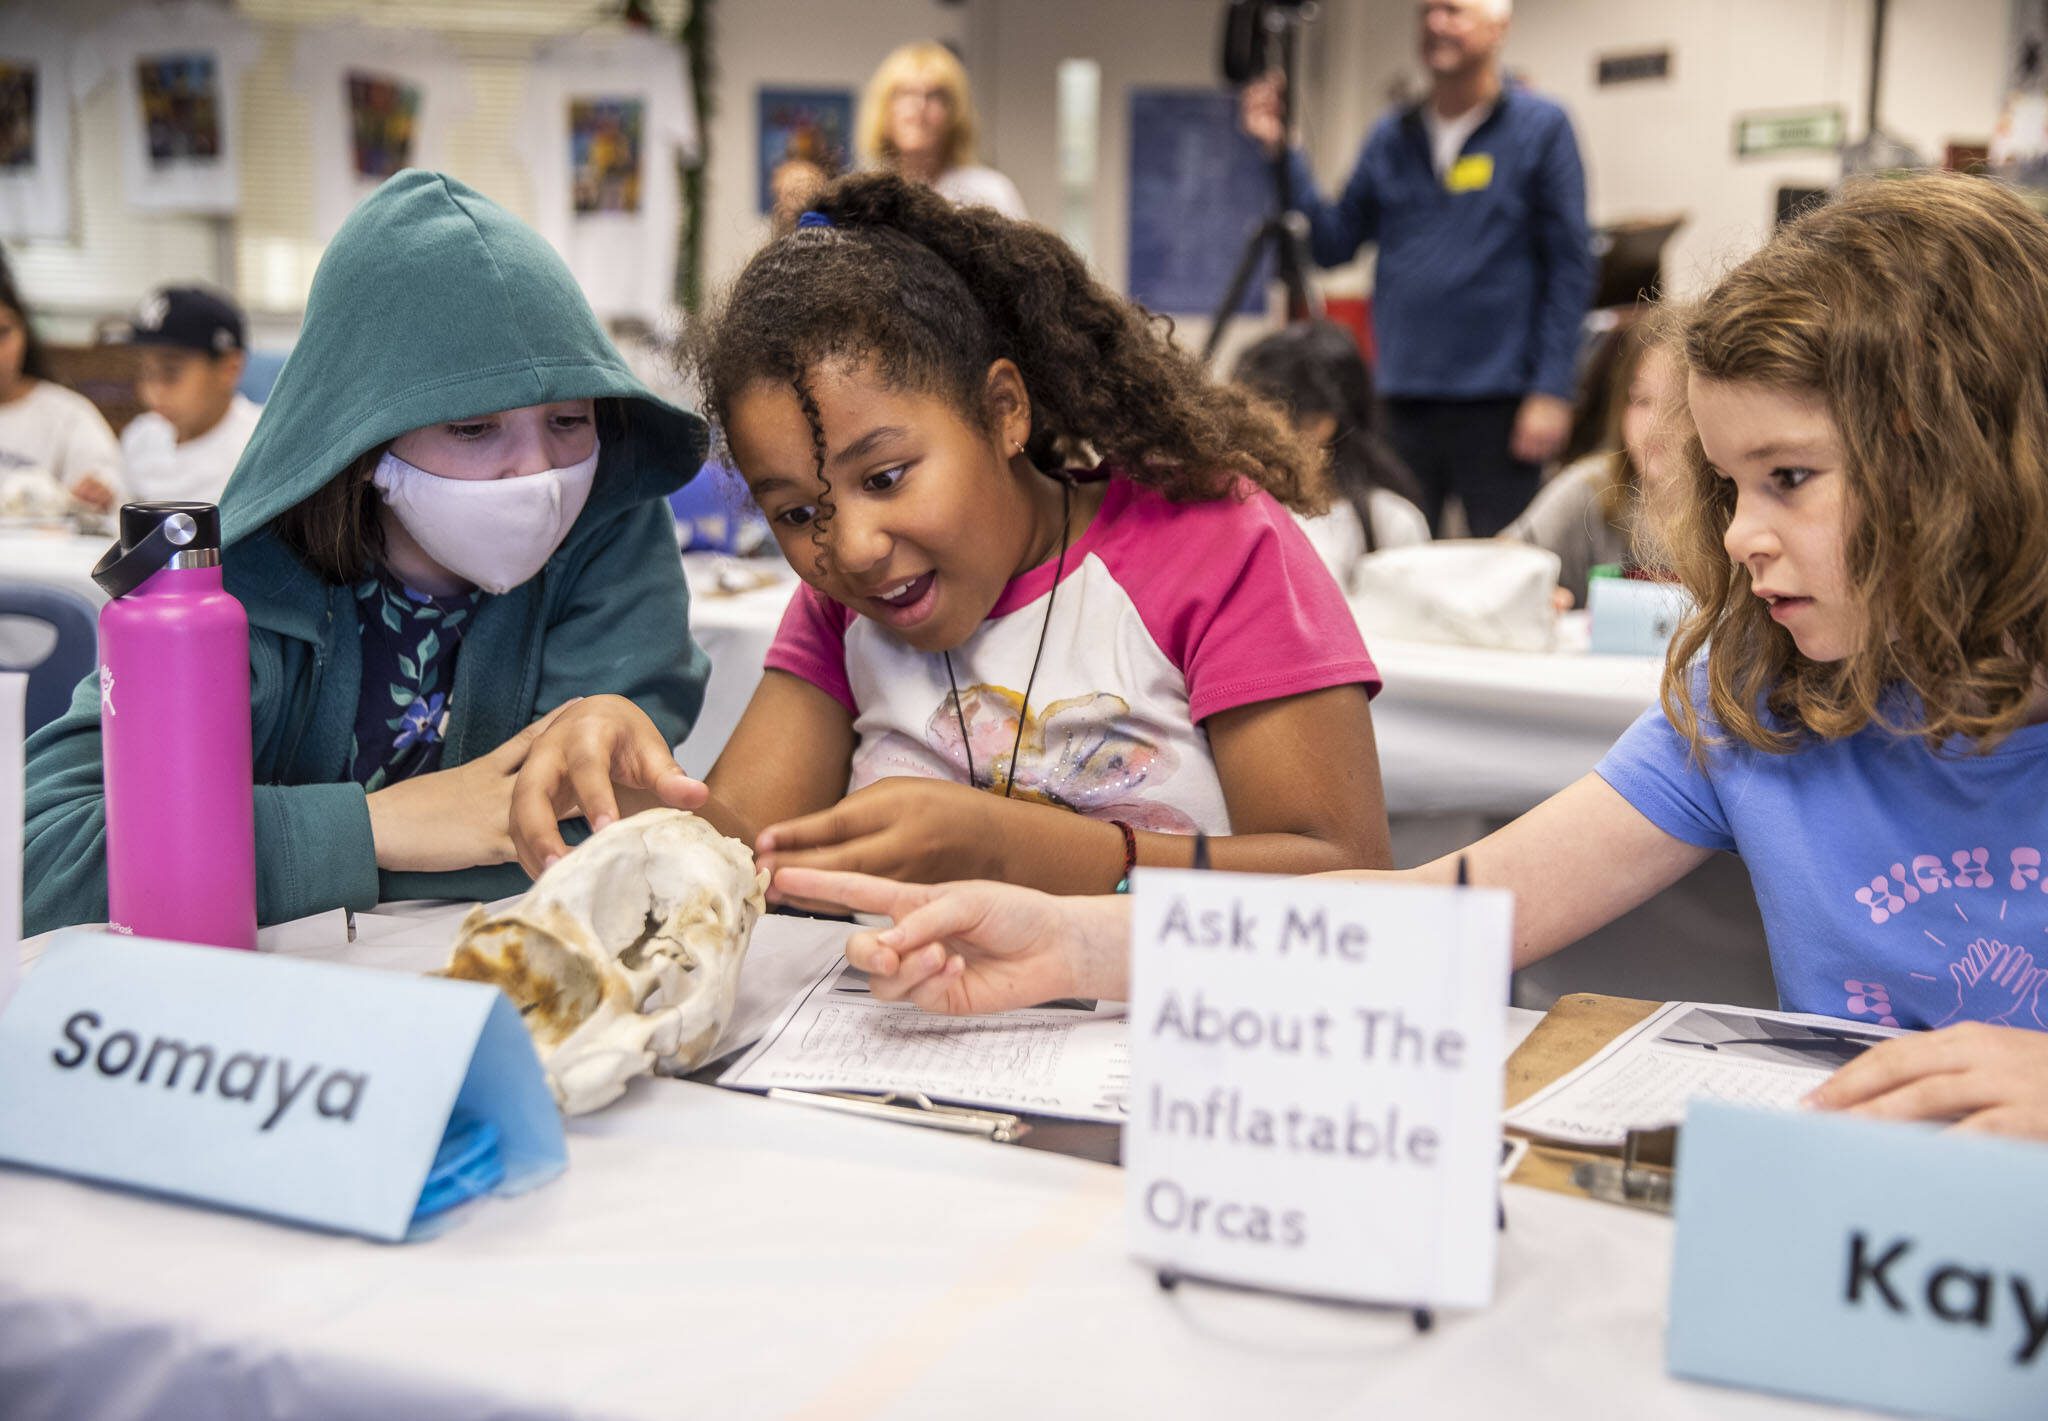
<box><xmin>0</xmin><ymin>931</ymin><xmax>565</xmax><ymax>1241</ymax></box>
<box><xmin>1671</xmin><ymin>1102</ymin><xmax>2048</xmax><ymax>1421</ymax></box>
<box><xmin>1126</xmin><ymin>870</ymin><xmax>1512</xmax><ymax>1308</ymax></box>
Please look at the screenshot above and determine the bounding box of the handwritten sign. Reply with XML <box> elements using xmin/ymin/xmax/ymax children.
<box><xmin>1671</xmin><ymin>1101</ymin><xmax>2048</xmax><ymax>1419</ymax></box>
<box><xmin>0</xmin><ymin>931</ymin><xmax>565</xmax><ymax>1241</ymax></box>
<box><xmin>1125</xmin><ymin>870</ymin><xmax>1511</xmax><ymax>1307</ymax></box>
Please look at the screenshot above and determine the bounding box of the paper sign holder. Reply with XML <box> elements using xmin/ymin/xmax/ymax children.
<box><xmin>1149</xmin><ymin>850</ymin><xmax>1505</xmax><ymax>1333</ymax></box>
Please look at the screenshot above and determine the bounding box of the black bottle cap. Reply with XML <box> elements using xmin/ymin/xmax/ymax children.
<box><xmin>92</xmin><ymin>501</ymin><xmax>223</xmax><ymax>600</ymax></box>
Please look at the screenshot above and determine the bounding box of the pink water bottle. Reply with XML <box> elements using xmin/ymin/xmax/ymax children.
<box><xmin>91</xmin><ymin>502</ymin><xmax>256</xmax><ymax>949</ymax></box>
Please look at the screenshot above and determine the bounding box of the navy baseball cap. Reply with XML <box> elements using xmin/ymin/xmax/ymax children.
<box><xmin>127</xmin><ymin>285</ymin><xmax>245</xmax><ymax>355</ymax></box>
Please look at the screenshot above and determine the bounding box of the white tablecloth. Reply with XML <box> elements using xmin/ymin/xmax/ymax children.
<box><xmin>679</xmin><ymin>556</ymin><xmax>1662</xmax><ymax>815</ymax></box>
<box><xmin>0</xmin><ymin>540</ymin><xmax>1659</xmax><ymax>819</ymax></box>
<box><xmin>0</xmin><ymin>917</ymin><xmax>1859</xmax><ymax>1420</ymax></box>
<box><xmin>0</xmin><ymin>530</ymin><xmax>108</xmax><ymax>608</ymax></box>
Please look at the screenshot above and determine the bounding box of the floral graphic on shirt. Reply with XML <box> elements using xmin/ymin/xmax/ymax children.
<box><xmin>1845</xmin><ymin>845</ymin><xmax>2048</xmax><ymax>1032</ymax></box>
<box><xmin>393</xmin><ymin>691</ymin><xmax>446</xmax><ymax>751</ymax></box>
<box><xmin>919</xmin><ymin>683</ymin><xmax>1200</xmax><ymax>833</ymax></box>
<box><xmin>350</xmin><ymin>576</ymin><xmax>479</xmax><ymax>792</ymax></box>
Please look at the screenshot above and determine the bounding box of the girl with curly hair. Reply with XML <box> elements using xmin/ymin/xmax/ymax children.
<box><xmin>512</xmin><ymin>173</ymin><xmax>1390</xmax><ymax>894</ymax></box>
<box><xmin>778</xmin><ymin>173</ymin><xmax>2048</xmax><ymax>1141</ymax></box>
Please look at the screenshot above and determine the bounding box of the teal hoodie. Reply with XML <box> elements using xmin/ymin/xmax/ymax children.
<box><xmin>23</xmin><ymin>170</ymin><xmax>710</xmax><ymax>933</ymax></box>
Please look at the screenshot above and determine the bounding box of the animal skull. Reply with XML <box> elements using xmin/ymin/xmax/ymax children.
<box><xmin>443</xmin><ymin>809</ymin><xmax>767</xmax><ymax>1115</ymax></box>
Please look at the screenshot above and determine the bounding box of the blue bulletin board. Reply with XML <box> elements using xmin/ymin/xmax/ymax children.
<box><xmin>1127</xmin><ymin>89</ymin><xmax>1274</xmax><ymax>315</ymax></box>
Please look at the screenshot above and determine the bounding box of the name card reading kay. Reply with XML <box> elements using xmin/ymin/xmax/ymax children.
<box><xmin>1126</xmin><ymin>869</ymin><xmax>1512</xmax><ymax>1308</ymax></box>
<box><xmin>1671</xmin><ymin>1101</ymin><xmax>2048</xmax><ymax>1420</ymax></box>
<box><xmin>0</xmin><ymin>931</ymin><xmax>566</xmax><ymax>1241</ymax></box>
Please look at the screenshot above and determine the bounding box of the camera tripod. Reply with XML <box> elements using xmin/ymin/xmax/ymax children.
<box><xmin>1204</xmin><ymin>0</ymin><xmax>1324</xmax><ymax>359</ymax></box>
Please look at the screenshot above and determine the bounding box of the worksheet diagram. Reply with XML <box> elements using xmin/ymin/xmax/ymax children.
<box><xmin>1503</xmin><ymin>1001</ymin><xmax>1901</xmax><ymax>1147</ymax></box>
<box><xmin>721</xmin><ymin>960</ymin><xmax>1130</xmax><ymax>1122</ymax></box>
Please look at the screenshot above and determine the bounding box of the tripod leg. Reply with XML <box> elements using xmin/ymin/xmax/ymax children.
<box><xmin>1274</xmin><ymin>216</ymin><xmax>1324</xmax><ymax>325</ymax></box>
<box><xmin>1203</xmin><ymin>222</ymin><xmax>1278</xmax><ymax>360</ymax></box>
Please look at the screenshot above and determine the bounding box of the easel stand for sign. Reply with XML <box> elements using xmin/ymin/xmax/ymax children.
<box><xmin>1149</xmin><ymin>848</ymin><xmax>1498</xmax><ymax>1332</ymax></box>
<box><xmin>1152</xmin><ymin>1201</ymin><xmax>1507</xmax><ymax>1333</ymax></box>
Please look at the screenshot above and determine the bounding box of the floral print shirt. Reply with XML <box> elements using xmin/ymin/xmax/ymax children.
<box><xmin>349</xmin><ymin>570</ymin><xmax>485</xmax><ymax>792</ymax></box>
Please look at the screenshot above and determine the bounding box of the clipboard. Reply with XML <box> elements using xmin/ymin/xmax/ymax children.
<box><xmin>1503</xmin><ymin>992</ymin><xmax>1666</xmax><ymax>1205</ymax></box>
<box><xmin>760</xmin><ymin>1088</ymin><xmax>1126</xmax><ymax>1165</ymax></box>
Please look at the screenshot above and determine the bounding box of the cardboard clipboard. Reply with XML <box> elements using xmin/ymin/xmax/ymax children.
<box><xmin>1503</xmin><ymin>992</ymin><xmax>1662</xmax><ymax>1200</ymax></box>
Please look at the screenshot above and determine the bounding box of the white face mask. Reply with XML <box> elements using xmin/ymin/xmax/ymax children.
<box><xmin>371</xmin><ymin>440</ymin><xmax>600</xmax><ymax>595</ymax></box>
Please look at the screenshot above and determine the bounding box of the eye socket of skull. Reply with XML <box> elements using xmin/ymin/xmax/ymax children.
<box><xmin>445</xmin><ymin>922</ymin><xmax>604</xmax><ymax>1047</ymax></box>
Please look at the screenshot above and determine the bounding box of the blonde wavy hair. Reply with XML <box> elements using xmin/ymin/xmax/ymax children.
<box><xmin>857</xmin><ymin>41</ymin><xmax>979</xmax><ymax>172</ymax></box>
<box><xmin>1660</xmin><ymin>172</ymin><xmax>2048</xmax><ymax>756</ymax></box>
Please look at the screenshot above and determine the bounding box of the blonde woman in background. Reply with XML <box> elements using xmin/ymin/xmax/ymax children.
<box><xmin>1504</xmin><ymin>320</ymin><xmax>1680</xmax><ymax>606</ymax></box>
<box><xmin>858</xmin><ymin>41</ymin><xmax>1026</xmax><ymax>219</ymax></box>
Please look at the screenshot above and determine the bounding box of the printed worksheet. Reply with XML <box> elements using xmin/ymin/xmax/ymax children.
<box><xmin>720</xmin><ymin>958</ymin><xmax>1130</xmax><ymax>1122</ymax></box>
<box><xmin>1504</xmin><ymin>1001</ymin><xmax>1902</xmax><ymax>1146</ymax></box>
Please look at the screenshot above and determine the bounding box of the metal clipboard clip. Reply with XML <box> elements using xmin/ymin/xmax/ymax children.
<box><xmin>1570</xmin><ymin>1124</ymin><xmax>1678</xmax><ymax>1213</ymax></box>
<box><xmin>765</xmin><ymin>1088</ymin><xmax>1033</xmax><ymax>1144</ymax></box>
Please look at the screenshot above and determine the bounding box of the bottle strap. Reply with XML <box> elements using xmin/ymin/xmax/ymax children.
<box><xmin>92</xmin><ymin>511</ymin><xmax>200</xmax><ymax>599</ymax></box>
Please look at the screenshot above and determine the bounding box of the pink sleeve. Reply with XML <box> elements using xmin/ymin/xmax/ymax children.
<box><xmin>762</xmin><ymin>582</ymin><xmax>857</xmax><ymax>714</ymax></box>
<box><xmin>1108</xmin><ymin>482</ymin><xmax>1381</xmax><ymax>722</ymax></box>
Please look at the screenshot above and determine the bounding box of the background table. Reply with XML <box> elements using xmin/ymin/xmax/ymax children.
<box><xmin>0</xmin><ymin>918</ymin><xmax>1862</xmax><ymax>1421</ymax></box>
<box><xmin>678</xmin><ymin>555</ymin><xmax>1662</xmax><ymax>818</ymax></box>
<box><xmin>0</xmin><ymin>541</ymin><xmax>1771</xmax><ymax>1010</ymax></box>
<box><xmin>677</xmin><ymin>556</ymin><xmax>1775</xmax><ymax>1011</ymax></box>
<box><xmin>0</xmin><ymin>529</ymin><xmax>108</xmax><ymax>609</ymax></box>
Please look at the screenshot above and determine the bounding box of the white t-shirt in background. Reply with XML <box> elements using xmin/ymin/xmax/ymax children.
<box><xmin>82</xmin><ymin>0</ymin><xmax>260</xmax><ymax>215</ymax></box>
<box><xmin>0</xmin><ymin>380</ymin><xmax>121</xmax><ymax>495</ymax></box>
<box><xmin>119</xmin><ymin>391</ymin><xmax>259</xmax><ymax>505</ymax></box>
<box><xmin>1293</xmin><ymin>488</ymin><xmax>1432</xmax><ymax>587</ymax></box>
<box><xmin>0</xmin><ymin>13</ymin><xmax>86</xmax><ymax>239</ymax></box>
<box><xmin>1422</xmin><ymin>99</ymin><xmax>1493</xmax><ymax>179</ymax></box>
<box><xmin>521</xmin><ymin>30</ymin><xmax>698</xmax><ymax>325</ymax></box>
<box><xmin>292</xmin><ymin>24</ymin><xmax>474</xmax><ymax>243</ymax></box>
<box><xmin>932</xmin><ymin>164</ymin><xmax>1026</xmax><ymax>220</ymax></box>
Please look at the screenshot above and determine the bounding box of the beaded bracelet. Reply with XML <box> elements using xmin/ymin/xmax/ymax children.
<box><xmin>1110</xmin><ymin>819</ymin><xmax>1138</xmax><ymax>893</ymax></box>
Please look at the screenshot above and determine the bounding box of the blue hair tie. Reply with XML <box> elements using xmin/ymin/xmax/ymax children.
<box><xmin>796</xmin><ymin>209</ymin><xmax>834</xmax><ymax>230</ymax></box>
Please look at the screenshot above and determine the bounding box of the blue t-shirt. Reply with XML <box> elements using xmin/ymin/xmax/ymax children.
<box><xmin>1596</xmin><ymin>682</ymin><xmax>2048</xmax><ymax>1034</ymax></box>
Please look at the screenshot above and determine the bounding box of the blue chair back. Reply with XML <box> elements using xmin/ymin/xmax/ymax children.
<box><xmin>237</xmin><ymin>348</ymin><xmax>288</xmax><ymax>405</ymax></box>
<box><xmin>0</xmin><ymin>584</ymin><xmax>99</xmax><ymax>734</ymax></box>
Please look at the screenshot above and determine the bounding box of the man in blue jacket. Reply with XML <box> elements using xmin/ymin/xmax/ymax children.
<box><xmin>1243</xmin><ymin>0</ymin><xmax>1594</xmax><ymax>535</ymax></box>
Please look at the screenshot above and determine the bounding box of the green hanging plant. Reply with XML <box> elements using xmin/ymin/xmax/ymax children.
<box><xmin>677</xmin><ymin>0</ymin><xmax>716</xmax><ymax>312</ymax></box>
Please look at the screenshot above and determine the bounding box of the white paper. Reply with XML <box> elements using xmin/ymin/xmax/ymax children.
<box><xmin>1124</xmin><ymin>870</ymin><xmax>1511</xmax><ymax>1310</ymax></box>
<box><xmin>719</xmin><ymin>958</ymin><xmax>1131</xmax><ymax>1123</ymax></box>
<box><xmin>1503</xmin><ymin>1000</ymin><xmax>1903</xmax><ymax>1147</ymax></box>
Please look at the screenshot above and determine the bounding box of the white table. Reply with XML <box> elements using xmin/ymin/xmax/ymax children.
<box><xmin>0</xmin><ymin>529</ymin><xmax>108</xmax><ymax>608</ymax></box>
<box><xmin>679</xmin><ymin>555</ymin><xmax>1662</xmax><ymax>816</ymax></box>
<box><xmin>0</xmin><ymin>915</ymin><xmax>1860</xmax><ymax>1420</ymax></box>
<box><xmin>0</xmin><ymin>540</ymin><xmax>1662</xmax><ymax>820</ymax></box>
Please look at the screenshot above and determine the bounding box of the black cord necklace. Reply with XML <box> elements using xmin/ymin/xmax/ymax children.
<box><xmin>945</xmin><ymin>476</ymin><xmax>1073</xmax><ymax>797</ymax></box>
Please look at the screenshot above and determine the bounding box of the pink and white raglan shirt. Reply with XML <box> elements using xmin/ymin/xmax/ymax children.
<box><xmin>763</xmin><ymin>473</ymin><xmax>1382</xmax><ymax>834</ymax></box>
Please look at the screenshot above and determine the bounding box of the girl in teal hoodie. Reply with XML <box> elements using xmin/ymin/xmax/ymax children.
<box><xmin>23</xmin><ymin>170</ymin><xmax>709</xmax><ymax>932</ymax></box>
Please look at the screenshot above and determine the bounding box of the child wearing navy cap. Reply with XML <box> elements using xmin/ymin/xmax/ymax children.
<box><xmin>120</xmin><ymin>284</ymin><xmax>261</xmax><ymax>504</ymax></box>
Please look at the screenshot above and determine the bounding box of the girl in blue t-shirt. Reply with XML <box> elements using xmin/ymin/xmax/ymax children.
<box><xmin>773</xmin><ymin>173</ymin><xmax>2048</xmax><ymax>1143</ymax></box>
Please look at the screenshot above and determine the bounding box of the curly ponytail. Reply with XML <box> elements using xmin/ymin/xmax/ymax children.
<box><xmin>693</xmin><ymin>172</ymin><xmax>1326</xmax><ymax>514</ymax></box>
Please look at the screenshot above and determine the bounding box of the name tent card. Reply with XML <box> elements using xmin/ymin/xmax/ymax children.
<box><xmin>1125</xmin><ymin>870</ymin><xmax>1512</xmax><ymax>1308</ymax></box>
<box><xmin>0</xmin><ymin>931</ymin><xmax>566</xmax><ymax>1241</ymax></box>
<box><xmin>1670</xmin><ymin>1101</ymin><xmax>2048</xmax><ymax>1420</ymax></box>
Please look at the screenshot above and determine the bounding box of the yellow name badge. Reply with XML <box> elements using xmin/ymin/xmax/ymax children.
<box><xmin>1446</xmin><ymin>153</ymin><xmax>1494</xmax><ymax>193</ymax></box>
